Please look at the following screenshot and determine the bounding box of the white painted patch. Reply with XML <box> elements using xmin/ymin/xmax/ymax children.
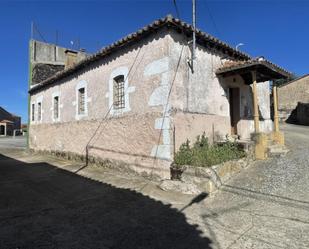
<box><xmin>151</xmin><ymin>145</ymin><xmax>171</xmax><ymax>160</ymax></box>
<box><xmin>148</xmin><ymin>85</ymin><xmax>169</xmax><ymax>106</ymax></box>
<box><xmin>146</xmin><ymin>57</ymin><xmax>172</xmax><ymax>160</ymax></box>
<box><xmin>144</xmin><ymin>57</ymin><xmax>169</xmax><ymax>76</ymax></box>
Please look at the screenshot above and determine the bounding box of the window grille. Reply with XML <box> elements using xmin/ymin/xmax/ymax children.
<box><xmin>78</xmin><ymin>88</ymin><xmax>85</xmax><ymax>114</ymax></box>
<box><xmin>113</xmin><ymin>75</ymin><xmax>125</xmax><ymax>109</ymax></box>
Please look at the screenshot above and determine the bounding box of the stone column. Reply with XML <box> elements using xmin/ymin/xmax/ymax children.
<box><xmin>252</xmin><ymin>71</ymin><xmax>259</xmax><ymax>133</ymax></box>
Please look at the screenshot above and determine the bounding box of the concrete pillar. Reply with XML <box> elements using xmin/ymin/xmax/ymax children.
<box><xmin>252</xmin><ymin>71</ymin><xmax>259</xmax><ymax>133</ymax></box>
<box><xmin>273</xmin><ymin>85</ymin><xmax>279</xmax><ymax>132</ymax></box>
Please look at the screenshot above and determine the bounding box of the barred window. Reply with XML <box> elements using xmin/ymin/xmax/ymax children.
<box><xmin>37</xmin><ymin>102</ymin><xmax>42</xmax><ymax>121</ymax></box>
<box><xmin>54</xmin><ymin>96</ymin><xmax>59</xmax><ymax>119</ymax></box>
<box><xmin>78</xmin><ymin>87</ymin><xmax>85</xmax><ymax>114</ymax></box>
<box><xmin>113</xmin><ymin>75</ymin><xmax>125</xmax><ymax>109</ymax></box>
<box><xmin>31</xmin><ymin>103</ymin><xmax>35</xmax><ymax>122</ymax></box>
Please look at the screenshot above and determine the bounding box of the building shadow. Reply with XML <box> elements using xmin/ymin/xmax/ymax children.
<box><xmin>0</xmin><ymin>154</ymin><xmax>212</xmax><ymax>249</ymax></box>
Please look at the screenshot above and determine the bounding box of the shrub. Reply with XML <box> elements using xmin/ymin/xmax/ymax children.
<box><xmin>174</xmin><ymin>134</ymin><xmax>246</xmax><ymax>167</ymax></box>
<box><xmin>174</xmin><ymin>139</ymin><xmax>193</xmax><ymax>166</ymax></box>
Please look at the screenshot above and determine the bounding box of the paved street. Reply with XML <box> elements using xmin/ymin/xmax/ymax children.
<box><xmin>0</xmin><ymin>136</ymin><xmax>26</xmax><ymax>149</ymax></box>
<box><xmin>0</xmin><ymin>124</ymin><xmax>309</xmax><ymax>248</ymax></box>
<box><xmin>190</xmin><ymin>124</ymin><xmax>309</xmax><ymax>249</ymax></box>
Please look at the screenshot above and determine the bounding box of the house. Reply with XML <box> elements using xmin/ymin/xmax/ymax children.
<box><xmin>28</xmin><ymin>15</ymin><xmax>291</xmax><ymax>178</ymax></box>
<box><xmin>0</xmin><ymin>107</ymin><xmax>21</xmax><ymax>136</ymax></box>
<box><xmin>277</xmin><ymin>74</ymin><xmax>309</xmax><ymax>125</ymax></box>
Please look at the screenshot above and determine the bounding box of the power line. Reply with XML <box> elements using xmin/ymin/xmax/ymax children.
<box><xmin>172</xmin><ymin>0</ymin><xmax>181</xmax><ymax>19</ymax></box>
<box><xmin>204</xmin><ymin>1</ymin><xmax>222</xmax><ymax>38</ymax></box>
<box><xmin>33</xmin><ymin>22</ymin><xmax>47</xmax><ymax>43</ymax></box>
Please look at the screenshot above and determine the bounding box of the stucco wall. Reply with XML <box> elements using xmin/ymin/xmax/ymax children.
<box><xmin>30</xmin><ymin>30</ymin><xmax>174</xmax><ymax>178</ymax></box>
<box><xmin>29</xmin><ymin>28</ymin><xmax>273</xmax><ymax>177</ymax></box>
<box><xmin>168</xmin><ymin>31</ymin><xmax>272</xmax><ymax>142</ymax></box>
<box><xmin>278</xmin><ymin>76</ymin><xmax>309</xmax><ymax>121</ymax></box>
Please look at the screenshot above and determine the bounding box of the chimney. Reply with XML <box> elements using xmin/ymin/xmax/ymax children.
<box><xmin>65</xmin><ymin>49</ymin><xmax>78</xmax><ymax>69</ymax></box>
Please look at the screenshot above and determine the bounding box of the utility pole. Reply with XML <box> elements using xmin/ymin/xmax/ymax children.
<box><xmin>192</xmin><ymin>0</ymin><xmax>196</xmax><ymax>64</ymax></box>
<box><xmin>188</xmin><ymin>0</ymin><xmax>196</xmax><ymax>73</ymax></box>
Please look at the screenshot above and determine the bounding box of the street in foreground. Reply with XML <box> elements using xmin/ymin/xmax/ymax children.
<box><xmin>0</xmin><ymin>124</ymin><xmax>308</xmax><ymax>248</ymax></box>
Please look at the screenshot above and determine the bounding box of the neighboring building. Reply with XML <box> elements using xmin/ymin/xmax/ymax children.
<box><xmin>278</xmin><ymin>74</ymin><xmax>309</xmax><ymax>124</ymax></box>
<box><xmin>29</xmin><ymin>40</ymin><xmax>88</xmax><ymax>86</ymax></box>
<box><xmin>0</xmin><ymin>107</ymin><xmax>21</xmax><ymax>136</ymax></box>
<box><xmin>28</xmin><ymin>15</ymin><xmax>290</xmax><ymax>178</ymax></box>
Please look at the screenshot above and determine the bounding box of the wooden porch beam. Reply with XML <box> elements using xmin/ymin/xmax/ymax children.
<box><xmin>252</xmin><ymin>71</ymin><xmax>260</xmax><ymax>133</ymax></box>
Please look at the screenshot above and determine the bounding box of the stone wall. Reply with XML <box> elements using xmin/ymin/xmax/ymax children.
<box><xmin>278</xmin><ymin>75</ymin><xmax>309</xmax><ymax>122</ymax></box>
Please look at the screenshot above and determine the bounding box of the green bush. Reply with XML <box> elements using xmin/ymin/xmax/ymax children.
<box><xmin>174</xmin><ymin>133</ymin><xmax>246</xmax><ymax>167</ymax></box>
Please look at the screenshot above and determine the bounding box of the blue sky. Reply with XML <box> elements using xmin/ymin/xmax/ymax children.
<box><xmin>1</xmin><ymin>0</ymin><xmax>308</xmax><ymax>123</ymax></box>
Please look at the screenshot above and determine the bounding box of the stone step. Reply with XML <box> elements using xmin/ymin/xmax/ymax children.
<box><xmin>267</xmin><ymin>144</ymin><xmax>289</xmax><ymax>158</ymax></box>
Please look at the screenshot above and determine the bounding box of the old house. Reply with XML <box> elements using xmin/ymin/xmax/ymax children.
<box><xmin>0</xmin><ymin>107</ymin><xmax>21</xmax><ymax>136</ymax></box>
<box><xmin>278</xmin><ymin>74</ymin><xmax>309</xmax><ymax>125</ymax></box>
<box><xmin>28</xmin><ymin>15</ymin><xmax>290</xmax><ymax>178</ymax></box>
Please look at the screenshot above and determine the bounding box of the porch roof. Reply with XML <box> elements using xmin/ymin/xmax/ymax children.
<box><xmin>0</xmin><ymin>120</ymin><xmax>13</xmax><ymax>124</ymax></box>
<box><xmin>216</xmin><ymin>59</ymin><xmax>292</xmax><ymax>84</ymax></box>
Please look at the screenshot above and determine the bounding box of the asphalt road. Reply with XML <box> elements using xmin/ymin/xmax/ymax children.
<box><xmin>0</xmin><ymin>136</ymin><xmax>26</xmax><ymax>149</ymax></box>
<box><xmin>0</xmin><ymin>139</ymin><xmax>211</xmax><ymax>248</ymax></box>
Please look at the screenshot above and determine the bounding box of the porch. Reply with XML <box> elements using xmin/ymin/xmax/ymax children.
<box><xmin>0</xmin><ymin>120</ymin><xmax>14</xmax><ymax>136</ymax></box>
<box><xmin>216</xmin><ymin>59</ymin><xmax>292</xmax><ymax>159</ymax></box>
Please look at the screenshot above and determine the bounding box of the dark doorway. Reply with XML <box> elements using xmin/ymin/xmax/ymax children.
<box><xmin>229</xmin><ymin>88</ymin><xmax>240</xmax><ymax>135</ymax></box>
<box><xmin>0</xmin><ymin>125</ymin><xmax>5</xmax><ymax>136</ymax></box>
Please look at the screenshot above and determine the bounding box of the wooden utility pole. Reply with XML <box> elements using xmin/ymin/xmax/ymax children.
<box><xmin>252</xmin><ymin>71</ymin><xmax>260</xmax><ymax>133</ymax></box>
<box><xmin>273</xmin><ymin>84</ymin><xmax>279</xmax><ymax>132</ymax></box>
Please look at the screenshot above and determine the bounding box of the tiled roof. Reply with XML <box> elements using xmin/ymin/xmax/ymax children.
<box><xmin>216</xmin><ymin>58</ymin><xmax>292</xmax><ymax>78</ymax></box>
<box><xmin>29</xmin><ymin>15</ymin><xmax>290</xmax><ymax>93</ymax></box>
<box><xmin>29</xmin><ymin>14</ymin><xmax>252</xmax><ymax>94</ymax></box>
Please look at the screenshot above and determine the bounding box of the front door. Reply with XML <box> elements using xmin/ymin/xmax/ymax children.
<box><xmin>229</xmin><ymin>88</ymin><xmax>240</xmax><ymax>135</ymax></box>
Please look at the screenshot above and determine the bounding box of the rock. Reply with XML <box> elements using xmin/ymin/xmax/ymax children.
<box><xmin>159</xmin><ymin>180</ymin><xmax>201</xmax><ymax>195</ymax></box>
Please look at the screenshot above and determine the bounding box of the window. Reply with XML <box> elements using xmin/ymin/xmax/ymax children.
<box><xmin>113</xmin><ymin>75</ymin><xmax>125</xmax><ymax>109</ymax></box>
<box><xmin>37</xmin><ymin>102</ymin><xmax>42</xmax><ymax>121</ymax></box>
<box><xmin>78</xmin><ymin>87</ymin><xmax>85</xmax><ymax>115</ymax></box>
<box><xmin>31</xmin><ymin>103</ymin><xmax>35</xmax><ymax>121</ymax></box>
<box><xmin>54</xmin><ymin>96</ymin><xmax>59</xmax><ymax>120</ymax></box>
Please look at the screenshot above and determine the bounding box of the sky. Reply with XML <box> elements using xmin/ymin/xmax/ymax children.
<box><xmin>0</xmin><ymin>0</ymin><xmax>309</xmax><ymax>123</ymax></box>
